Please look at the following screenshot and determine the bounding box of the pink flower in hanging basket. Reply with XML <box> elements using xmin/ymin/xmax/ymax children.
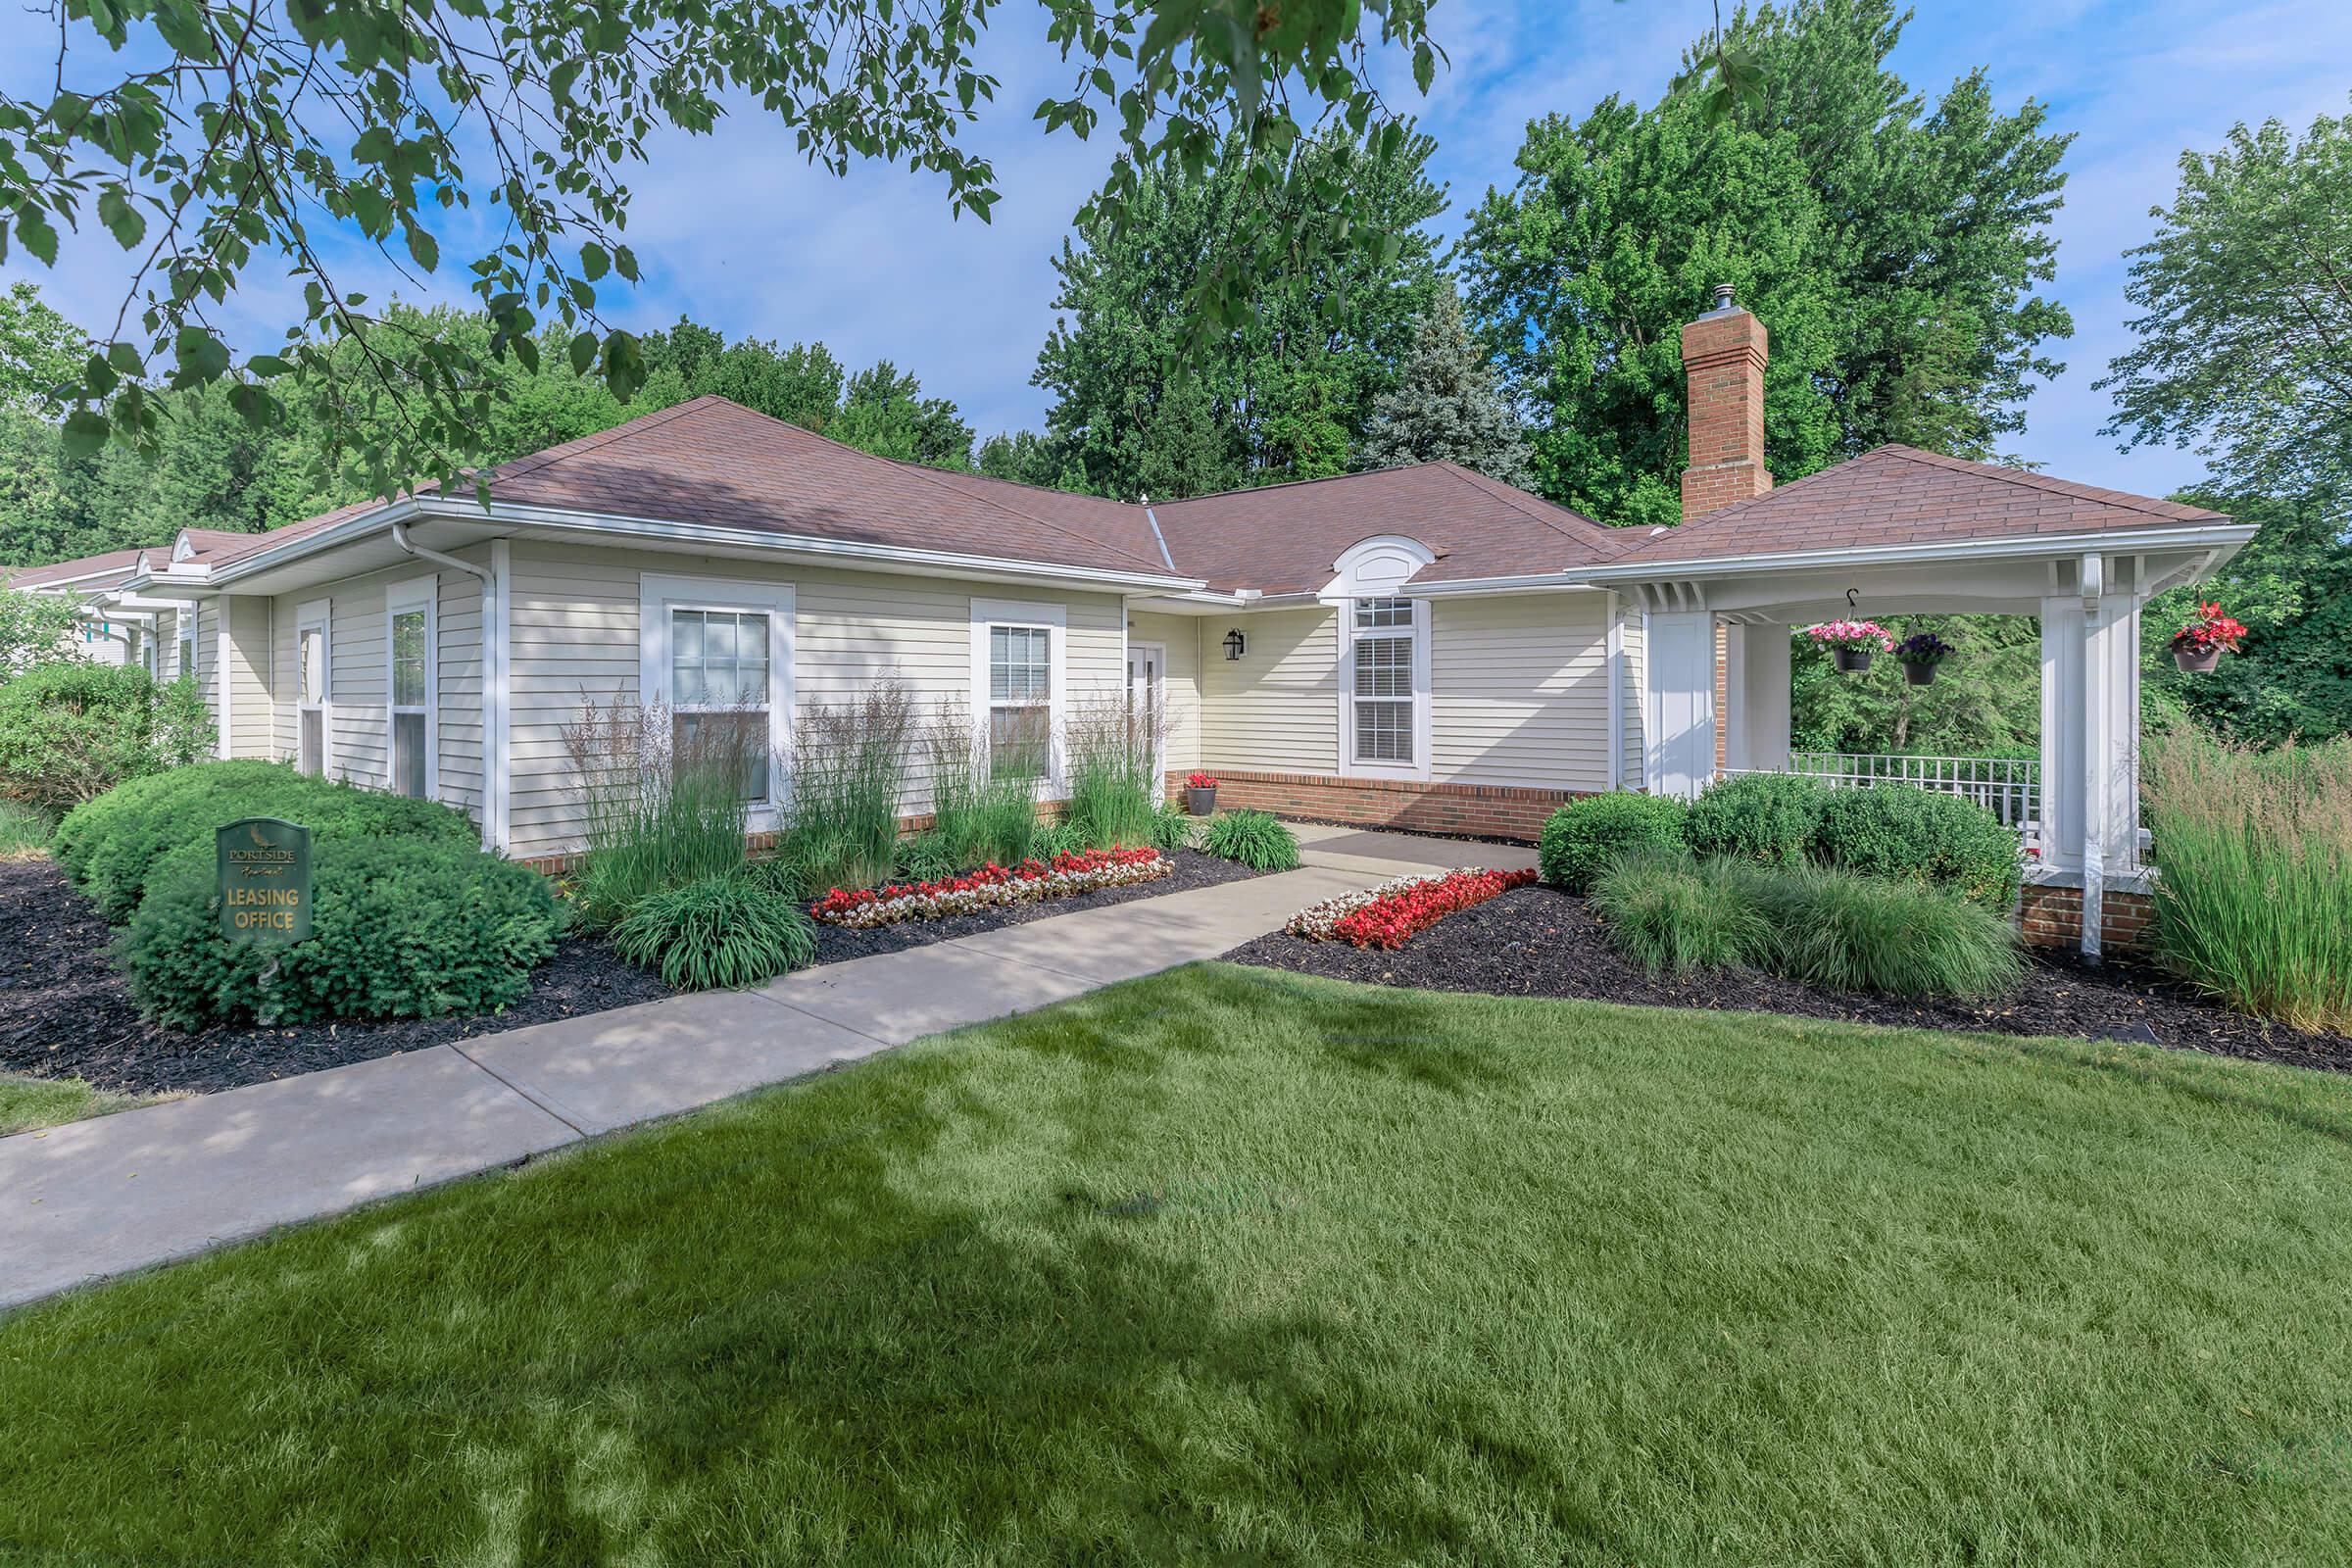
<box><xmin>1801</xmin><ymin>619</ymin><xmax>1894</xmax><ymax>653</ymax></box>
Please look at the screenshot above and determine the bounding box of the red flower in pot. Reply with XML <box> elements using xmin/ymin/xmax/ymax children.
<box><xmin>2170</xmin><ymin>603</ymin><xmax>2246</xmax><ymax>673</ymax></box>
<box><xmin>1185</xmin><ymin>771</ymin><xmax>1220</xmax><ymax>815</ymax></box>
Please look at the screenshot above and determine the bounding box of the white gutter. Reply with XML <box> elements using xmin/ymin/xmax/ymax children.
<box><xmin>1408</xmin><ymin>573</ymin><xmax>1610</xmax><ymax>598</ymax></box>
<box><xmin>1573</xmin><ymin>522</ymin><xmax>2259</xmax><ymax>584</ymax></box>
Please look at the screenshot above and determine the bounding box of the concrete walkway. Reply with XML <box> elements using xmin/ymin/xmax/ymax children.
<box><xmin>1</xmin><ymin>828</ymin><xmax>1523</xmax><ymax>1311</ymax></box>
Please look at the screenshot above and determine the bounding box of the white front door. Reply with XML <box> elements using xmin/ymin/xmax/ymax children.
<box><xmin>1127</xmin><ymin>642</ymin><xmax>1166</xmax><ymax>786</ymax></box>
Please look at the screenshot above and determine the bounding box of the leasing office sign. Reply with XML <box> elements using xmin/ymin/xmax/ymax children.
<box><xmin>217</xmin><ymin>817</ymin><xmax>313</xmax><ymax>944</ymax></box>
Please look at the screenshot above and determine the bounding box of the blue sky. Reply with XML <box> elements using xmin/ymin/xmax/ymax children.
<box><xmin>7</xmin><ymin>0</ymin><xmax>2350</xmax><ymax>496</ymax></box>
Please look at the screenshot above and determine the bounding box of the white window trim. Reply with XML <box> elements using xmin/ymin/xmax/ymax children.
<box><xmin>385</xmin><ymin>574</ymin><xmax>438</xmax><ymax>801</ymax></box>
<box><xmin>175</xmin><ymin>616</ymin><xmax>195</xmax><ymax>683</ymax></box>
<box><xmin>1127</xmin><ymin>638</ymin><xmax>1168</xmax><ymax>788</ymax></box>
<box><xmin>1337</xmin><ymin>597</ymin><xmax>1432</xmax><ymax>781</ymax></box>
<box><xmin>970</xmin><ymin>597</ymin><xmax>1068</xmax><ymax>795</ymax></box>
<box><xmin>295</xmin><ymin>597</ymin><xmax>333</xmax><ymax>779</ymax></box>
<box><xmin>638</xmin><ymin>572</ymin><xmax>797</xmax><ymax>830</ymax></box>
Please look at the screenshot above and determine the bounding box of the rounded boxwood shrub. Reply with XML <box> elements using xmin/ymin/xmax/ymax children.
<box><xmin>63</xmin><ymin>760</ymin><xmax>476</xmax><ymax>923</ymax></box>
<box><xmin>1810</xmin><ymin>785</ymin><xmax>2023</xmax><ymax>910</ymax></box>
<box><xmin>1538</xmin><ymin>792</ymin><xmax>1688</xmax><ymax>892</ymax></box>
<box><xmin>612</xmin><ymin>870</ymin><xmax>816</xmax><ymax>991</ymax></box>
<box><xmin>1686</xmin><ymin>771</ymin><xmax>1826</xmax><ymax>866</ymax></box>
<box><xmin>119</xmin><ymin>836</ymin><xmax>561</xmax><ymax>1029</ymax></box>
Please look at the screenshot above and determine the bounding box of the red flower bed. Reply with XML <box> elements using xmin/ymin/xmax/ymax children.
<box><xmin>809</xmin><ymin>847</ymin><xmax>1168</xmax><ymax>928</ymax></box>
<box><xmin>1328</xmin><ymin>867</ymin><xmax>1538</xmax><ymax>950</ymax></box>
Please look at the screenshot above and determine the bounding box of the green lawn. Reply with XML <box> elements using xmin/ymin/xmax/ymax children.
<box><xmin>0</xmin><ymin>1070</ymin><xmax>157</xmax><ymax>1135</ymax></box>
<box><xmin>7</xmin><ymin>965</ymin><xmax>2352</xmax><ymax>1563</ymax></box>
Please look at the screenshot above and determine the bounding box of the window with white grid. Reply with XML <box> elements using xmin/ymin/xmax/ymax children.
<box><xmin>386</xmin><ymin>581</ymin><xmax>435</xmax><ymax>800</ymax></box>
<box><xmin>987</xmin><ymin>624</ymin><xmax>1053</xmax><ymax>781</ymax></box>
<box><xmin>669</xmin><ymin>607</ymin><xmax>774</xmax><ymax>803</ymax></box>
<box><xmin>1351</xmin><ymin>598</ymin><xmax>1417</xmax><ymax>764</ymax></box>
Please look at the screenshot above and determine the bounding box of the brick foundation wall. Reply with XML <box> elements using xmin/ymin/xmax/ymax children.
<box><xmin>515</xmin><ymin>803</ymin><xmax>1064</xmax><ymax>877</ymax></box>
<box><xmin>2019</xmin><ymin>883</ymin><xmax>2156</xmax><ymax>955</ymax></box>
<box><xmin>1178</xmin><ymin>767</ymin><xmax>1581</xmax><ymax>843</ymax></box>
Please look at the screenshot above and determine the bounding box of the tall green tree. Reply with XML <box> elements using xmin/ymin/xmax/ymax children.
<box><xmin>1355</xmin><ymin>291</ymin><xmax>1533</xmax><ymax>485</ymax></box>
<box><xmin>1034</xmin><ymin>126</ymin><xmax>1447</xmax><ymax>499</ymax></box>
<box><xmin>1459</xmin><ymin>0</ymin><xmax>2072</xmax><ymax>526</ymax></box>
<box><xmin>2097</xmin><ymin>98</ymin><xmax>2352</xmax><ymax>508</ymax></box>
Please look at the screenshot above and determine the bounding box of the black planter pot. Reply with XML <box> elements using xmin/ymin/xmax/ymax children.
<box><xmin>2174</xmin><ymin>646</ymin><xmax>2222</xmax><ymax>673</ymax></box>
<box><xmin>1833</xmin><ymin>647</ymin><xmax>1875</xmax><ymax>673</ymax></box>
<box><xmin>1186</xmin><ymin>787</ymin><xmax>1218</xmax><ymax>816</ymax></box>
<box><xmin>1901</xmin><ymin>661</ymin><xmax>1938</xmax><ymax>686</ymax></box>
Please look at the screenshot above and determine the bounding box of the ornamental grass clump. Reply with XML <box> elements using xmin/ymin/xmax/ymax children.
<box><xmin>1750</xmin><ymin>862</ymin><xmax>2026</xmax><ymax>999</ymax></box>
<box><xmin>1060</xmin><ymin>688</ymin><xmax>1165</xmax><ymax>850</ymax></box>
<box><xmin>779</xmin><ymin>682</ymin><xmax>915</xmax><ymax>897</ymax></box>
<box><xmin>921</xmin><ymin>703</ymin><xmax>1038</xmax><ymax>873</ymax></box>
<box><xmin>1588</xmin><ymin>850</ymin><xmax>1773</xmax><ymax>977</ymax></box>
<box><xmin>563</xmin><ymin>693</ymin><xmax>763</xmax><ymax>930</ymax></box>
<box><xmin>612</xmin><ymin>871</ymin><xmax>815</xmax><ymax>991</ymax></box>
<box><xmin>1200</xmin><ymin>808</ymin><xmax>1299</xmax><ymax>870</ymax></box>
<box><xmin>2144</xmin><ymin>732</ymin><xmax>2352</xmax><ymax>1033</ymax></box>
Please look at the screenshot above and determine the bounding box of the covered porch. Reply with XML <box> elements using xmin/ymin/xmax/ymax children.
<box><xmin>1593</xmin><ymin>529</ymin><xmax>2250</xmax><ymax>959</ymax></box>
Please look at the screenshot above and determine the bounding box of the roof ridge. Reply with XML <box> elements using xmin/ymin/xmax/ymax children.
<box><xmin>1871</xmin><ymin>443</ymin><xmax>2224</xmax><ymax>520</ymax></box>
<box><xmin>1436</xmin><ymin>463</ymin><xmax>1627</xmax><ymax>554</ymax></box>
<box><xmin>1153</xmin><ymin>462</ymin><xmax>1449</xmax><ymax>507</ymax></box>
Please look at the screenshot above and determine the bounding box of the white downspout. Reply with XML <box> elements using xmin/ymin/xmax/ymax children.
<box><xmin>392</xmin><ymin>522</ymin><xmax>504</xmax><ymax>853</ymax></box>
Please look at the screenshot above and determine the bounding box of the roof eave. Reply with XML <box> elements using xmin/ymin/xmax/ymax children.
<box><xmin>1573</xmin><ymin>522</ymin><xmax>2258</xmax><ymax>583</ymax></box>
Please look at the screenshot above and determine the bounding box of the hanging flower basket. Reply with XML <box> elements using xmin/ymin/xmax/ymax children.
<box><xmin>1892</xmin><ymin>630</ymin><xmax>1955</xmax><ymax>687</ymax></box>
<box><xmin>2170</xmin><ymin>603</ymin><xmax>2245</xmax><ymax>673</ymax></box>
<box><xmin>1804</xmin><ymin>619</ymin><xmax>1894</xmax><ymax>674</ymax></box>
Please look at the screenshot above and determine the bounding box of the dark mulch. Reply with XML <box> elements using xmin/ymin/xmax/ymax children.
<box><xmin>809</xmin><ymin>848</ymin><xmax>1266</xmax><ymax>963</ymax></box>
<box><xmin>1226</xmin><ymin>883</ymin><xmax>2352</xmax><ymax>1077</ymax></box>
<box><xmin>0</xmin><ymin>857</ymin><xmax>674</xmax><ymax>1098</ymax></box>
<box><xmin>2</xmin><ymin>848</ymin><xmax>1268</xmax><ymax>1101</ymax></box>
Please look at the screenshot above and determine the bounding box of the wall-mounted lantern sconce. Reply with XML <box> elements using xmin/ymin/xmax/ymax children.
<box><xmin>1223</xmin><ymin>628</ymin><xmax>1247</xmax><ymax>662</ymax></box>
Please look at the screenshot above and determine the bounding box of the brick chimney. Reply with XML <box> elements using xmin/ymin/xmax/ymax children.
<box><xmin>1680</xmin><ymin>284</ymin><xmax>1772</xmax><ymax>520</ymax></box>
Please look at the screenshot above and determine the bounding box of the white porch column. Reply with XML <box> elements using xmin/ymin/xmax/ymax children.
<box><xmin>2040</xmin><ymin>565</ymin><xmax>2143</xmax><ymax>961</ymax></box>
<box><xmin>1642</xmin><ymin>610</ymin><xmax>1717</xmax><ymax>799</ymax></box>
<box><xmin>1721</xmin><ymin>622</ymin><xmax>1790</xmax><ymax>774</ymax></box>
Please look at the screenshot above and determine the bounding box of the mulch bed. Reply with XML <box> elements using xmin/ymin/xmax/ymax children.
<box><xmin>2</xmin><ymin>848</ymin><xmax>1268</xmax><ymax>1102</ymax></box>
<box><xmin>0</xmin><ymin>857</ymin><xmax>674</xmax><ymax>1099</ymax></box>
<box><xmin>808</xmin><ymin>848</ymin><xmax>1267</xmax><ymax>963</ymax></box>
<box><xmin>1225</xmin><ymin>883</ymin><xmax>2352</xmax><ymax>1077</ymax></box>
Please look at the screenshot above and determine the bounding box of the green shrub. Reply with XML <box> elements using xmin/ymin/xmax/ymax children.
<box><xmin>1752</xmin><ymin>863</ymin><xmax>2025</xmax><ymax>999</ymax></box>
<box><xmin>923</xmin><ymin>708</ymin><xmax>1038</xmax><ymax>872</ymax></box>
<box><xmin>1148</xmin><ymin>799</ymin><xmax>1198</xmax><ymax>854</ymax></box>
<box><xmin>60</xmin><ymin>760</ymin><xmax>476</xmax><ymax>924</ymax></box>
<box><xmin>120</xmin><ymin>837</ymin><xmax>560</xmax><ymax>1029</ymax></box>
<box><xmin>1538</xmin><ymin>792</ymin><xmax>1688</xmax><ymax>892</ymax></box>
<box><xmin>0</xmin><ymin>664</ymin><xmax>194</xmax><ymax>810</ymax></box>
<box><xmin>2145</xmin><ymin>733</ymin><xmax>2352</xmax><ymax>1033</ymax></box>
<box><xmin>1200</xmin><ymin>808</ymin><xmax>1299</xmax><ymax>871</ymax></box>
<box><xmin>1687</xmin><ymin>772</ymin><xmax>1825</xmax><ymax>866</ymax></box>
<box><xmin>611</xmin><ymin>872</ymin><xmax>815</xmax><ymax>991</ymax></box>
<box><xmin>892</xmin><ymin>829</ymin><xmax>959</xmax><ymax>884</ymax></box>
<box><xmin>1811</xmin><ymin>786</ymin><xmax>2023</xmax><ymax>910</ymax></box>
<box><xmin>1029</xmin><ymin>817</ymin><xmax>1087</xmax><ymax>860</ymax></box>
<box><xmin>1589</xmin><ymin>850</ymin><xmax>1772</xmax><ymax>976</ymax></box>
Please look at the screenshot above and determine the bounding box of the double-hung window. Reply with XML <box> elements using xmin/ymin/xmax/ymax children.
<box><xmin>668</xmin><ymin>608</ymin><xmax>773</xmax><ymax>802</ymax></box>
<box><xmin>176</xmin><ymin>619</ymin><xmax>195</xmax><ymax>683</ymax></box>
<box><xmin>386</xmin><ymin>577</ymin><xmax>435</xmax><ymax>800</ymax></box>
<box><xmin>295</xmin><ymin>599</ymin><xmax>330</xmax><ymax>777</ymax></box>
<box><xmin>971</xmin><ymin>600</ymin><xmax>1064</xmax><ymax>786</ymax></box>
<box><xmin>639</xmin><ymin>574</ymin><xmax>795</xmax><ymax>820</ymax></box>
<box><xmin>1350</xmin><ymin>597</ymin><xmax>1419</xmax><ymax>766</ymax></box>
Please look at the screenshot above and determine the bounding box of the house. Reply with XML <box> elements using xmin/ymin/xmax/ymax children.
<box><xmin>47</xmin><ymin>290</ymin><xmax>2249</xmax><ymax>956</ymax></box>
<box><xmin>2</xmin><ymin>550</ymin><xmax>172</xmax><ymax>673</ymax></box>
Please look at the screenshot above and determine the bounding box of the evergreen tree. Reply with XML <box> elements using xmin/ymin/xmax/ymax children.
<box><xmin>1355</xmin><ymin>293</ymin><xmax>1534</xmax><ymax>486</ymax></box>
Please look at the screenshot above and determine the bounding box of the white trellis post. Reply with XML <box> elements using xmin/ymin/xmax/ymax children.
<box><xmin>1721</xmin><ymin>621</ymin><xmax>1790</xmax><ymax>775</ymax></box>
<box><xmin>2040</xmin><ymin>556</ymin><xmax>2144</xmax><ymax>962</ymax></box>
<box><xmin>1642</xmin><ymin>609</ymin><xmax>1718</xmax><ymax>800</ymax></box>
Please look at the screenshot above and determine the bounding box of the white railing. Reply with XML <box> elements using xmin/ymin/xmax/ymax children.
<box><xmin>1721</xmin><ymin>752</ymin><xmax>2042</xmax><ymax>843</ymax></box>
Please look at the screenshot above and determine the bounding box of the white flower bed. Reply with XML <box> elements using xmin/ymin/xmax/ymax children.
<box><xmin>1285</xmin><ymin>869</ymin><xmax>1469</xmax><ymax>941</ymax></box>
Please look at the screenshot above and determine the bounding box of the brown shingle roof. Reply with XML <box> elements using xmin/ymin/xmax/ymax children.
<box><xmin>1152</xmin><ymin>462</ymin><xmax>1627</xmax><ymax>593</ymax></box>
<box><xmin>3</xmin><ymin>548</ymin><xmax>144</xmax><ymax>589</ymax></box>
<box><xmin>1619</xmin><ymin>445</ymin><xmax>2230</xmax><ymax>565</ymax></box>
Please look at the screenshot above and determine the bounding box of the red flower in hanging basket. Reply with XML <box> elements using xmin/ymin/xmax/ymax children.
<box><xmin>2169</xmin><ymin>602</ymin><xmax>2246</xmax><ymax>657</ymax></box>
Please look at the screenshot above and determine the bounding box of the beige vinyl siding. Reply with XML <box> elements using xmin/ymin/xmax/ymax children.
<box><xmin>221</xmin><ymin>597</ymin><xmax>273</xmax><ymax>759</ymax></box>
<box><xmin>505</xmin><ymin>542</ymin><xmax>1127</xmax><ymax>859</ymax></box>
<box><xmin>1198</xmin><ymin>607</ymin><xmax>1338</xmax><ymax>775</ymax></box>
<box><xmin>1428</xmin><ymin>592</ymin><xmax>1612</xmax><ymax>792</ymax></box>
<box><xmin>1126</xmin><ymin>612</ymin><xmax>1202</xmax><ymax>777</ymax></box>
<box><xmin>189</xmin><ymin>601</ymin><xmax>220</xmax><ymax>753</ymax></box>
<box><xmin>267</xmin><ymin>550</ymin><xmax>492</xmax><ymax>818</ymax></box>
<box><xmin>156</xmin><ymin>609</ymin><xmax>180</xmax><ymax>679</ymax></box>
